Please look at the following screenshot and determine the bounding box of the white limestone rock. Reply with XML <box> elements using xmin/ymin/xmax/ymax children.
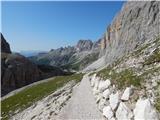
<box><xmin>116</xmin><ymin>102</ymin><xmax>133</xmax><ymax>120</ymax></box>
<box><xmin>109</xmin><ymin>91</ymin><xmax>119</xmax><ymax>110</ymax></box>
<box><xmin>91</xmin><ymin>74</ymin><xmax>96</xmax><ymax>87</ymax></box>
<box><xmin>98</xmin><ymin>98</ymin><xmax>106</xmax><ymax>111</ymax></box>
<box><xmin>103</xmin><ymin>106</ymin><xmax>114</xmax><ymax>119</ymax></box>
<box><xmin>95</xmin><ymin>95</ymin><xmax>102</xmax><ymax>103</ymax></box>
<box><xmin>134</xmin><ymin>98</ymin><xmax>159</xmax><ymax>120</ymax></box>
<box><xmin>121</xmin><ymin>87</ymin><xmax>133</xmax><ymax>101</ymax></box>
<box><xmin>110</xmin><ymin>117</ymin><xmax>116</xmax><ymax>120</ymax></box>
<box><xmin>98</xmin><ymin>79</ymin><xmax>111</xmax><ymax>92</ymax></box>
<box><xmin>93</xmin><ymin>87</ymin><xmax>100</xmax><ymax>95</ymax></box>
<box><xmin>94</xmin><ymin>77</ymin><xmax>100</xmax><ymax>90</ymax></box>
<box><xmin>103</xmin><ymin>89</ymin><xmax>111</xmax><ymax>99</ymax></box>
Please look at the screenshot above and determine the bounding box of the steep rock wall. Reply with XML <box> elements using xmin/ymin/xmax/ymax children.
<box><xmin>85</xmin><ymin>1</ymin><xmax>160</xmax><ymax>71</ymax></box>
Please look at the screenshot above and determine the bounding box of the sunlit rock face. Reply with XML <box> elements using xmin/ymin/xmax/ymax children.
<box><xmin>85</xmin><ymin>1</ymin><xmax>160</xmax><ymax>71</ymax></box>
<box><xmin>134</xmin><ymin>98</ymin><xmax>159</xmax><ymax>120</ymax></box>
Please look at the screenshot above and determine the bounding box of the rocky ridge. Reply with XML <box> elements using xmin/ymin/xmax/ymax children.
<box><xmin>85</xmin><ymin>1</ymin><xmax>160</xmax><ymax>71</ymax></box>
<box><xmin>29</xmin><ymin>39</ymin><xmax>101</xmax><ymax>71</ymax></box>
<box><xmin>1</xmin><ymin>34</ymin><xmax>70</xmax><ymax>96</ymax></box>
<box><xmin>85</xmin><ymin>2</ymin><xmax>160</xmax><ymax>119</ymax></box>
<box><xmin>1</xmin><ymin>34</ymin><xmax>11</xmax><ymax>53</ymax></box>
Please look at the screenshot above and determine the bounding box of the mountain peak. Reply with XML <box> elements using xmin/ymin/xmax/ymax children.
<box><xmin>1</xmin><ymin>33</ymin><xmax>11</xmax><ymax>53</ymax></box>
<box><xmin>76</xmin><ymin>39</ymin><xmax>93</xmax><ymax>52</ymax></box>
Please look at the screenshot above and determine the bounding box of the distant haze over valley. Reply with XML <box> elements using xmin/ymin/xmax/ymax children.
<box><xmin>18</xmin><ymin>50</ymin><xmax>47</xmax><ymax>57</ymax></box>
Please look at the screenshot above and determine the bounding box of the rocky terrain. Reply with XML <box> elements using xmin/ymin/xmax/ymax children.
<box><xmin>85</xmin><ymin>1</ymin><xmax>160</xmax><ymax>119</ymax></box>
<box><xmin>85</xmin><ymin>1</ymin><xmax>160</xmax><ymax>71</ymax></box>
<box><xmin>1</xmin><ymin>34</ymin><xmax>11</xmax><ymax>53</ymax></box>
<box><xmin>11</xmin><ymin>81</ymin><xmax>77</xmax><ymax>120</ymax></box>
<box><xmin>1</xmin><ymin>34</ymin><xmax>71</xmax><ymax>96</ymax></box>
<box><xmin>1</xmin><ymin>33</ymin><xmax>39</xmax><ymax>96</ymax></box>
<box><xmin>1</xmin><ymin>1</ymin><xmax>160</xmax><ymax>120</ymax></box>
<box><xmin>29</xmin><ymin>39</ymin><xmax>101</xmax><ymax>71</ymax></box>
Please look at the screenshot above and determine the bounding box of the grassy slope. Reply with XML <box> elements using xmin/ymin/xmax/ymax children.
<box><xmin>1</xmin><ymin>73</ymin><xmax>83</xmax><ymax>120</ymax></box>
<box><xmin>90</xmin><ymin>36</ymin><xmax>160</xmax><ymax>111</ymax></box>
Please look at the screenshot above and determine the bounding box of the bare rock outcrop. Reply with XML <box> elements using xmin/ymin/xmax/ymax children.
<box><xmin>1</xmin><ymin>52</ymin><xmax>41</xmax><ymax>96</ymax></box>
<box><xmin>1</xmin><ymin>33</ymin><xmax>11</xmax><ymax>53</ymax></box>
<box><xmin>104</xmin><ymin>1</ymin><xmax>160</xmax><ymax>61</ymax></box>
<box><xmin>76</xmin><ymin>39</ymin><xmax>93</xmax><ymax>52</ymax></box>
<box><xmin>85</xmin><ymin>1</ymin><xmax>160</xmax><ymax>71</ymax></box>
<box><xmin>1</xmin><ymin>34</ymin><xmax>41</xmax><ymax>96</ymax></box>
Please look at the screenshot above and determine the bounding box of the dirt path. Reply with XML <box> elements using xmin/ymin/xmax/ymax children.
<box><xmin>56</xmin><ymin>74</ymin><xmax>104</xmax><ymax>120</ymax></box>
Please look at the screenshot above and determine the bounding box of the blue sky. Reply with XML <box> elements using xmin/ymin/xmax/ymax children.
<box><xmin>2</xmin><ymin>1</ymin><xmax>124</xmax><ymax>52</ymax></box>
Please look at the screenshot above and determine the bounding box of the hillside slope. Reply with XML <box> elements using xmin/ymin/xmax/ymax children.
<box><xmin>29</xmin><ymin>39</ymin><xmax>101</xmax><ymax>71</ymax></box>
<box><xmin>85</xmin><ymin>1</ymin><xmax>160</xmax><ymax>71</ymax></box>
<box><xmin>85</xmin><ymin>1</ymin><xmax>160</xmax><ymax>119</ymax></box>
<box><xmin>1</xmin><ymin>34</ymin><xmax>71</xmax><ymax>96</ymax></box>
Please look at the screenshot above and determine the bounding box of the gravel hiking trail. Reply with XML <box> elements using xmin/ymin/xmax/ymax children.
<box><xmin>56</xmin><ymin>74</ymin><xmax>104</xmax><ymax>120</ymax></box>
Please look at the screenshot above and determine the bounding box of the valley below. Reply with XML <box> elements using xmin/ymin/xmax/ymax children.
<box><xmin>1</xmin><ymin>1</ymin><xmax>160</xmax><ymax>120</ymax></box>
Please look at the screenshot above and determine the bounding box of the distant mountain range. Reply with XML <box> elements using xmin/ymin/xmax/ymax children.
<box><xmin>18</xmin><ymin>50</ymin><xmax>47</xmax><ymax>57</ymax></box>
<box><xmin>29</xmin><ymin>39</ymin><xmax>103</xmax><ymax>71</ymax></box>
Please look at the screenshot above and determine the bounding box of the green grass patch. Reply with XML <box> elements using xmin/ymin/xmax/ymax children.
<box><xmin>140</xmin><ymin>66</ymin><xmax>160</xmax><ymax>79</ymax></box>
<box><xmin>89</xmin><ymin>71</ymin><xmax>96</xmax><ymax>76</ymax></box>
<box><xmin>131</xmin><ymin>36</ymin><xmax>160</xmax><ymax>58</ymax></box>
<box><xmin>134</xmin><ymin>43</ymin><xmax>150</xmax><ymax>56</ymax></box>
<box><xmin>153</xmin><ymin>36</ymin><xmax>160</xmax><ymax>45</ymax></box>
<box><xmin>1</xmin><ymin>73</ymin><xmax>83</xmax><ymax>120</ymax></box>
<box><xmin>155</xmin><ymin>82</ymin><xmax>160</xmax><ymax>112</ymax></box>
<box><xmin>155</xmin><ymin>97</ymin><xmax>160</xmax><ymax>112</ymax></box>
<box><xmin>97</xmin><ymin>66</ymin><xmax>112</xmax><ymax>78</ymax></box>
<box><xmin>97</xmin><ymin>66</ymin><xmax>143</xmax><ymax>89</ymax></box>
<box><xmin>113</xmin><ymin>69</ymin><xmax>142</xmax><ymax>89</ymax></box>
<box><xmin>143</xmin><ymin>48</ymin><xmax>160</xmax><ymax>66</ymax></box>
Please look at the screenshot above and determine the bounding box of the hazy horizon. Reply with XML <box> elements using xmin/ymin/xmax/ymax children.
<box><xmin>2</xmin><ymin>1</ymin><xmax>124</xmax><ymax>52</ymax></box>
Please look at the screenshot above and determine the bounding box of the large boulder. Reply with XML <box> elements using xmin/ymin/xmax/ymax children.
<box><xmin>103</xmin><ymin>106</ymin><xmax>114</xmax><ymax>119</ymax></box>
<box><xmin>121</xmin><ymin>87</ymin><xmax>134</xmax><ymax>101</ymax></box>
<box><xmin>98</xmin><ymin>79</ymin><xmax>111</xmax><ymax>92</ymax></box>
<box><xmin>103</xmin><ymin>89</ymin><xmax>111</xmax><ymax>99</ymax></box>
<box><xmin>109</xmin><ymin>91</ymin><xmax>119</xmax><ymax>110</ymax></box>
<box><xmin>116</xmin><ymin>102</ymin><xmax>133</xmax><ymax>120</ymax></box>
<box><xmin>93</xmin><ymin>77</ymin><xmax>100</xmax><ymax>90</ymax></box>
<box><xmin>134</xmin><ymin>98</ymin><xmax>159</xmax><ymax>120</ymax></box>
<box><xmin>90</xmin><ymin>74</ymin><xmax>97</xmax><ymax>87</ymax></box>
<box><xmin>98</xmin><ymin>98</ymin><xmax>107</xmax><ymax>111</ymax></box>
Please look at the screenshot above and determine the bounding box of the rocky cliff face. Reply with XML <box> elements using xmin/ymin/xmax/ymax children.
<box><xmin>87</xmin><ymin>1</ymin><xmax>160</xmax><ymax>119</ymax></box>
<box><xmin>1</xmin><ymin>33</ymin><xmax>11</xmax><ymax>53</ymax></box>
<box><xmin>76</xmin><ymin>40</ymin><xmax>93</xmax><ymax>52</ymax></box>
<box><xmin>85</xmin><ymin>1</ymin><xmax>160</xmax><ymax>71</ymax></box>
<box><xmin>1</xmin><ymin>35</ymin><xmax>69</xmax><ymax>96</ymax></box>
<box><xmin>1</xmin><ymin>35</ymin><xmax>41</xmax><ymax>96</ymax></box>
<box><xmin>1</xmin><ymin>53</ymin><xmax>41</xmax><ymax>96</ymax></box>
<box><xmin>104</xmin><ymin>1</ymin><xmax>159</xmax><ymax>62</ymax></box>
